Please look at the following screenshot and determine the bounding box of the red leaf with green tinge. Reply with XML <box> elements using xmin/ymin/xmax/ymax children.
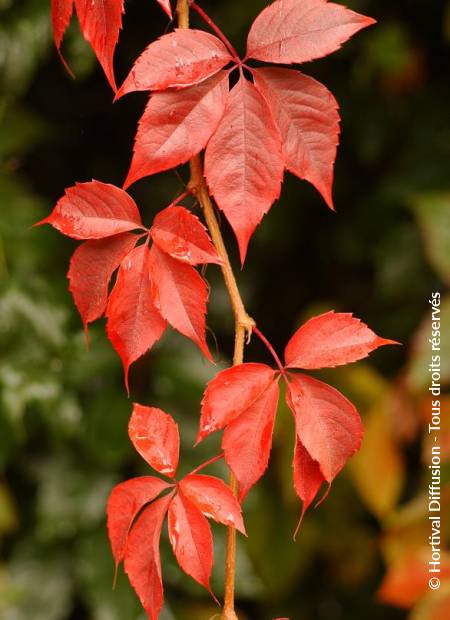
<box><xmin>129</xmin><ymin>404</ymin><xmax>180</xmax><ymax>478</ymax></box>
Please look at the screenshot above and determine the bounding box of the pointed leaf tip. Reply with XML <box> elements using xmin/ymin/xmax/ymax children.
<box><xmin>285</xmin><ymin>310</ymin><xmax>398</xmax><ymax>369</ymax></box>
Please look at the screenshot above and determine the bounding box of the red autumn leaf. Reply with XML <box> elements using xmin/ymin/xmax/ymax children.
<box><xmin>254</xmin><ymin>67</ymin><xmax>340</xmax><ymax>209</ymax></box>
<box><xmin>205</xmin><ymin>76</ymin><xmax>284</xmax><ymax>263</ymax></box>
<box><xmin>292</xmin><ymin>436</ymin><xmax>325</xmax><ymax>523</ymax></box>
<box><xmin>51</xmin><ymin>0</ymin><xmax>73</xmax><ymax>50</ymax></box>
<box><xmin>38</xmin><ymin>180</ymin><xmax>144</xmax><ymax>239</ymax></box>
<box><xmin>124</xmin><ymin>72</ymin><xmax>228</xmax><ymax>187</ymax></box>
<box><xmin>107</xmin><ymin>476</ymin><xmax>172</xmax><ymax>567</ymax></box>
<box><xmin>167</xmin><ymin>490</ymin><xmax>214</xmax><ymax>593</ymax></box>
<box><xmin>284</xmin><ymin>310</ymin><xmax>398</xmax><ymax>369</ymax></box>
<box><xmin>222</xmin><ymin>379</ymin><xmax>280</xmax><ymax>500</ymax></box>
<box><xmin>198</xmin><ymin>363</ymin><xmax>278</xmax><ymax>442</ymax></box>
<box><xmin>150</xmin><ymin>206</ymin><xmax>221</xmax><ymax>266</ymax></box>
<box><xmin>149</xmin><ymin>245</ymin><xmax>213</xmax><ymax>362</ymax></box>
<box><xmin>128</xmin><ymin>404</ymin><xmax>180</xmax><ymax>478</ymax></box>
<box><xmin>74</xmin><ymin>0</ymin><xmax>124</xmax><ymax>91</ymax></box>
<box><xmin>287</xmin><ymin>373</ymin><xmax>363</xmax><ymax>482</ymax></box>
<box><xmin>246</xmin><ymin>0</ymin><xmax>376</xmax><ymax>65</ymax></box>
<box><xmin>106</xmin><ymin>244</ymin><xmax>166</xmax><ymax>389</ymax></box>
<box><xmin>180</xmin><ymin>474</ymin><xmax>246</xmax><ymax>533</ymax></box>
<box><xmin>116</xmin><ymin>30</ymin><xmax>232</xmax><ymax>97</ymax></box>
<box><xmin>124</xmin><ymin>493</ymin><xmax>174</xmax><ymax>620</ymax></box>
<box><xmin>68</xmin><ymin>232</ymin><xmax>138</xmax><ymax>331</ymax></box>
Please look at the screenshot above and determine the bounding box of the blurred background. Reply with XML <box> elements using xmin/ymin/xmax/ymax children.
<box><xmin>0</xmin><ymin>0</ymin><xmax>449</xmax><ymax>618</ymax></box>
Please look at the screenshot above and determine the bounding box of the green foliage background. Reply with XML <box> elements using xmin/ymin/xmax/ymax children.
<box><xmin>0</xmin><ymin>1</ymin><xmax>449</xmax><ymax>619</ymax></box>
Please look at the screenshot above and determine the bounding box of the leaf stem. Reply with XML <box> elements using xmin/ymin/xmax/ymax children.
<box><xmin>177</xmin><ymin>3</ymin><xmax>252</xmax><ymax>617</ymax></box>
<box><xmin>190</xmin><ymin>2</ymin><xmax>241</xmax><ymax>64</ymax></box>
<box><xmin>189</xmin><ymin>453</ymin><xmax>224</xmax><ymax>476</ymax></box>
<box><xmin>253</xmin><ymin>326</ymin><xmax>287</xmax><ymax>378</ymax></box>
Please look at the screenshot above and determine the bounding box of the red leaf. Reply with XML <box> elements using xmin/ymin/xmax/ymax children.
<box><xmin>124</xmin><ymin>73</ymin><xmax>228</xmax><ymax>187</ymax></box>
<box><xmin>116</xmin><ymin>30</ymin><xmax>232</xmax><ymax>97</ymax></box>
<box><xmin>285</xmin><ymin>311</ymin><xmax>398</xmax><ymax>369</ymax></box>
<box><xmin>150</xmin><ymin>206</ymin><xmax>221</xmax><ymax>266</ymax></box>
<box><xmin>293</xmin><ymin>437</ymin><xmax>325</xmax><ymax>522</ymax></box>
<box><xmin>246</xmin><ymin>0</ymin><xmax>375</xmax><ymax>65</ymax></box>
<box><xmin>68</xmin><ymin>232</ymin><xmax>138</xmax><ymax>331</ymax></box>
<box><xmin>222</xmin><ymin>379</ymin><xmax>279</xmax><ymax>500</ymax></box>
<box><xmin>254</xmin><ymin>67</ymin><xmax>340</xmax><ymax>209</ymax></box>
<box><xmin>106</xmin><ymin>244</ymin><xmax>166</xmax><ymax>389</ymax></box>
<box><xmin>149</xmin><ymin>245</ymin><xmax>212</xmax><ymax>362</ymax></box>
<box><xmin>74</xmin><ymin>0</ymin><xmax>124</xmax><ymax>91</ymax></box>
<box><xmin>167</xmin><ymin>490</ymin><xmax>214</xmax><ymax>593</ymax></box>
<box><xmin>156</xmin><ymin>0</ymin><xmax>172</xmax><ymax>18</ymax></box>
<box><xmin>107</xmin><ymin>476</ymin><xmax>171</xmax><ymax>567</ymax></box>
<box><xmin>124</xmin><ymin>493</ymin><xmax>173</xmax><ymax>620</ymax></box>
<box><xmin>38</xmin><ymin>181</ymin><xmax>143</xmax><ymax>240</ymax></box>
<box><xmin>129</xmin><ymin>404</ymin><xmax>180</xmax><ymax>478</ymax></box>
<box><xmin>180</xmin><ymin>474</ymin><xmax>246</xmax><ymax>534</ymax></box>
<box><xmin>198</xmin><ymin>363</ymin><xmax>277</xmax><ymax>442</ymax></box>
<box><xmin>204</xmin><ymin>77</ymin><xmax>284</xmax><ymax>263</ymax></box>
<box><xmin>51</xmin><ymin>0</ymin><xmax>73</xmax><ymax>50</ymax></box>
<box><xmin>287</xmin><ymin>373</ymin><xmax>363</xmax><ymax>482</ymax></box>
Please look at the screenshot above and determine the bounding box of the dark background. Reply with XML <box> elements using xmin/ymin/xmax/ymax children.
<box><xmin>1</xmin><ymin>1</ymin><xmax>449</xmax><ymax>619</ymax></box>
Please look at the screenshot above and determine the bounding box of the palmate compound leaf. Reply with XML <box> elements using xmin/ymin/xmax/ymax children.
<box><xmin>246</xmin><ymin>0</ymin><xmax>376</xmax><ymax>65</ymax></box>
<box><xmin>116</xmin><ymin>30</ymin><xmax>233</xmax><ymax>97</ymax></box>
<box><xmin>108</xmin><ymin>406</ymin><xmax>246</xmax><ymax>618</ymax></box>
<box><xmin>253</xmin><ymin>67</ymin><xmax>340</xmax><ymax>209</ymax></box>
<box><xmin>37</xmin><ymin>180</ymin><xmax>144</xmax><ymax>239</ymax></box>
<box><xmin>150</xmin><ymin>206</ymin><xmax>221</xmax><ymax>266</ymax></box>
<box><xmin>204</xmin><ymin>75</ymin><xmax>284</xmax><ymax>263</ymax></box>
<box><xmin>149</xmin><ymin>244</ymin><xmax>213</xmax><ymax>362</ymax></box>
<box><xmin>284</xmin><ymin>310</ymin><xmax>398</xmax><ymax>369</ymax></box>
<box><xmin>128</xmin><ymin>404</ymin><xmax>180</xmax><ymax>478</ymax></box>
<box><xmin>106</xmin><ymin>243</ymin><xmax>167</xmax><ymax>391</ymax></box>
<box><xmin>68</xmin><ymin>232</ymin><xmax>138</xmax><ymax>331</ymax></box>
<box><xmin>124</xmin><ymin>72</ymin><xmax>229</xmax><ymax>188</ymax></box>
<box><xmin>287</xmin><ymin>373</ymin><xmax>363</xmax><ymax>483</ymax></box>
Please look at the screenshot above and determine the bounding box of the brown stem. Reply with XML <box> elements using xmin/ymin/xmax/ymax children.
<box><xmin>176</xmin><ymin>4</ymin><xmax>252</xmax><ymax>618</ymax></box>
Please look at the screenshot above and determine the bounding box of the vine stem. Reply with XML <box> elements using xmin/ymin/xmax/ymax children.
<box><xmin>176</xmin><ymin>3</ymin><xmax>252</xmax><ymax>618</ymax></box>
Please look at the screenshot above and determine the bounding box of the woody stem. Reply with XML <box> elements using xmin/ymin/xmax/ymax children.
<box><xmin>176</xmin><ymin>4</ymin><xmax>252</xmax><ymax>618</ymax></box>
